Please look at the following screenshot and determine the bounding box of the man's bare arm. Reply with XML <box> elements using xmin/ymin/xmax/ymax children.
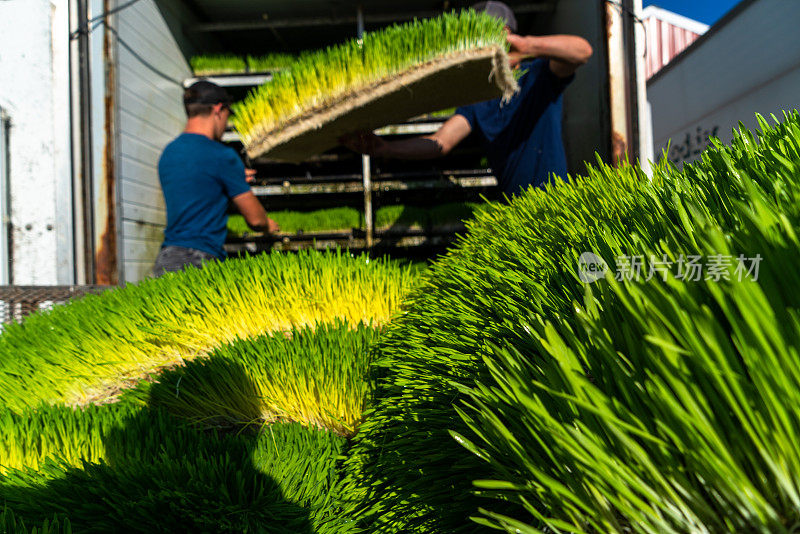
<box><xmin>507</xmin><ymin>34</ymin><xmax>593</xmax><ymax>78</ymax></box>
<box><xmin>340</xmin><ymin>114</ymin><xmax>472</xmax><ymax>159</ymax></box>
<box><xmin>232</xmin><ymin>191</ymin><xmax>279</xmax><ymax>233</ymax></box>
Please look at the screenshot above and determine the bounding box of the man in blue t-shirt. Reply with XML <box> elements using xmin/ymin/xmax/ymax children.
<box><xmin>340</xmin><ymin>1</ymin><xmax>592</xmax><ymax>197</ymax></box>
<box><xmin>153</xmin><ymin>81</ymin><xmax>279</xmax><ymax>276</ymax></box>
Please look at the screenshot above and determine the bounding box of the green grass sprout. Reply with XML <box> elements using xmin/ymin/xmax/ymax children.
<box><xmin>0</xmin><ymin>250</ymin><xmax>414</xmax><ymax>412</ymax></box>
<box><xmin>230</xmin><ymin>11</ymin><xmax>508</xmax><ymax>148</ymax></box>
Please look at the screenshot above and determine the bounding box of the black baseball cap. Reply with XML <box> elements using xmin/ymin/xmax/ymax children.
<box><xmin>472</xmin><ymin>1</ymin><xmax>518</xmax><ymax>33</ymax></box>
<box><xmin>184</xmin><ymin>80</ymin><xmax>232</xmax><ymax>107</ymax></box>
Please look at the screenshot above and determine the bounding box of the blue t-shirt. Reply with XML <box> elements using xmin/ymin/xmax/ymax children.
<box><xmin>158</xmin><ymin>133</ymin><xmax>251</xmax><ymax>258</ymax></box>
<box><xmin>456</xmin><ymin>58</ymin><xmax>573</xmax><ymax>196</ymax></box>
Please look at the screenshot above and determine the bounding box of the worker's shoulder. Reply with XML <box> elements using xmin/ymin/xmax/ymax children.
<box><xmin>166</xmin><ymin>133</ymin><xmax>236</xmax><ymax>157</ymax></box>
<box><xmin>159</xmin><ymin>134</ymin><xmax>240</xmax><ymax>172</ymax></box>
<box><xmin>162</xmin><ymin>133</ymin><xmax>209</xmax><ymax>156</ymax></box>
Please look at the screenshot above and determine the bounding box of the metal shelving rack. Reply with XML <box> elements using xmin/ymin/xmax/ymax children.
<box><xmin>183</xmin><ymin>71</ymin><xmax>499</xmax><ymax>256</ymax></box>
<box><xmin>189</xmin><ymin>72</ymin><xmax>497</xmax><ymax>256</ymax></box>
<box><xmin>185</xmin><ymin>6</ymin><xmax>501</xmax><ymax>258</ymax></box>
<box><xmin>170</xmin><ymin>0</ymin><xmax>596</xmax><ymax>260</ymax></box>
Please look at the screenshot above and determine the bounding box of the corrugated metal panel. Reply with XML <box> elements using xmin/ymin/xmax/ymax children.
<box><xmin>643</xmin><ymin>10</ymin><xmax>705</xmax><ymax>79</ymax></box>
<box><xmin>116</xmin><ymin>0</ymin><xmax>190</xmax><ymax>282</ymax></box>
<box><xmin>648</xmin><ymin>0</ymin><xmax>800</xmax><ymax>167</ymax></box>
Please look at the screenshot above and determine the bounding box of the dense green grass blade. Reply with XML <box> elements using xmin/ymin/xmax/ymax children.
<box><xmin>247</xmin><ymin>53</ymin><xmax>296</xmax><ymax>72</ymax></box>
<box><xmin>231</xmin><ymin>11</ymin><xmax>508</xmax><ymax>146</ymax></box>
<box><xmin>228</xmin><ymin>207</ymin><xmax>363</xmax><ymax>236</ymax></box>
<box><xmin>1</xmin><ymin>405</ymin><xmax>353</xmax><ymax>533</ymax></box>
<box><xmin>342</xmin><ymin>110</ymin><xmax>800</xmax><ymax>532</ymax></box>
<box><xmin>0</xmin><ymin>250</ymin><xmax>414</xmax><ymax>412</ymax></box>
<box><xmin>143</xmin><ymin>321</ymin><xmax>379</xmax><ymax>435</ymax></box>
<box><xmin>1</xmin><ymin>317</ymin><xmax>381</xmax><ymax>532</ymax></box>
<box><xmin>189</xmin><ymin>53</ymin><xmax>298</xmax><ymax>75</ymax></box>
<box><xmin>1</xmin><ymin>321</ymin><xmax>379</xmax><ymax>473</ymax></box>
<box><xmin>190</xmin><ymin>54</ymin><xmax>246</xmax><ymax>75</ymax></box>
<box><xmin>227</xmin><ymin>203</ymin><xmax>486</xmax><ymax>237</ymax></box>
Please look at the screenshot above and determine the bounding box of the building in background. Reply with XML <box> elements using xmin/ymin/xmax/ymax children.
<box><xmin>648</xmin><ymin>0</ymin><xmax>800</xmax><ymax>167</ymax></box>
<box><xmin>641</xmin><ymin>5</ymin><xmax>708</xmax><ymax>80</ymax></box>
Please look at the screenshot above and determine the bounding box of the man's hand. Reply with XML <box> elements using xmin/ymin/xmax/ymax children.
<box><xmin>339</xmin><ymin>131</ymin><xmax>388</xmax><ymax>157</ymax></box>
<box><xmin>245</xmin><ymin>168</ymin><xmax>257</xmax><ymax>184</ymax></box>
<box><xmin>266</xmin><ymin>217</ymin><xmax>280</xmax><ymax>234</ymax></box>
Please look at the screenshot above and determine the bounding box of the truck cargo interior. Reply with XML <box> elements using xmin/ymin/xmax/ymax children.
<box><xmin>16</xmin><ymin>0</ymin><xmax>647</xmax><ymax>286</ymax></box>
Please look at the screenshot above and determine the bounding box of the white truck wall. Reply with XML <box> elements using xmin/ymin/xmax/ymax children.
<box><xmin>648</xmin><ymin>0</ymin><xmax>800</xmax><ymax>167</ymax></box>
<box><xmin>115</xmin><ymin>0</ymin><xmax>191</xmax><ymax>282</ymax></box>
<box><xmin>0</xmin><ymin>0</ymin><xmax>73</xmax><ymax>284</ymax></box>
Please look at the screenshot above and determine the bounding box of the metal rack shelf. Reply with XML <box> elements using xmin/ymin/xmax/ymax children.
<box><xmin>225</xmin><ymin>226</ymin><xmax>466</xmax><ymax>254</ymax></box>
<box><xmin>221</xmin><ymin>119</ymin><xmax>446</xmax><ymax>144</ymax></box>
<box><xmin>251</xmin><ymin>169</ymin><xmax>494</xmax><ymax>190</ymax></box>
<box><xmin>251</xmin><ymin>174</ymin><xmax>496</xmax><ymax>196</ymax></box>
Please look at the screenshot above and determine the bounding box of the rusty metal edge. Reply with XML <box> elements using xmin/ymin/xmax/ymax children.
<box><xmin>605</xmin><ymin>0</ymin><xmax>634</xmax><ymax>166</ymax></box>
<box><xmin>95</xmin><ymin>0</ymin><xmax>119</xmax><ymax>285</ymax></box>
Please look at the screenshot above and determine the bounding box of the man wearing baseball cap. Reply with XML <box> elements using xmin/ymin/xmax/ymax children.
<box><xmin>341</xmin><ymin>1</ymin><xmax>593</xmax><ymax>197</ymax></box>
<box><xmin>153</xmin><ymin>80</ymin><xmax>279</xmax><ymax>276</ymax></box>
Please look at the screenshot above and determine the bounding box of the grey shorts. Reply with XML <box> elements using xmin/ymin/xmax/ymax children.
<box><xmin>152</xmin><ymin>246</ymin><xmax>219</xmax><ymax>277</ymax></box>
